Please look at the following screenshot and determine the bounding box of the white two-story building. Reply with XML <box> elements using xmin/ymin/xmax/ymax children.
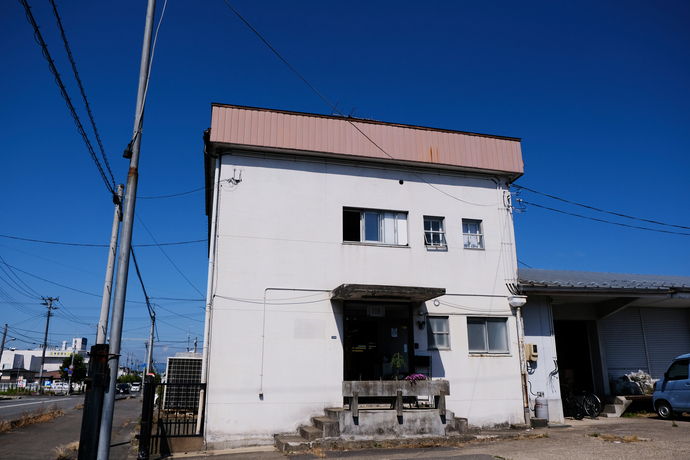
<box><xmin>201</xmin><ymin>104</ymin><xmax>527</xmax><ymax>448</ymax></box>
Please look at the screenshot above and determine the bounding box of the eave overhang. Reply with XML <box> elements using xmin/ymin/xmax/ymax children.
<box><xmin>331</xmin><ymin>284</ymin><xmax>445</xmax><ymax>303</ymax></box>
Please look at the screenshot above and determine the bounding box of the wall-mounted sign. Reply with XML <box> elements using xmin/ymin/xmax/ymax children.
<box><xmin>367</xmin><ymin>305</ymin><xmax>385</xmax><ymax>317</ymax></box>
<box><xmin>391</xmin><ymin>328</ymin><xmax>398</xmax><ymax>338</ymax></box>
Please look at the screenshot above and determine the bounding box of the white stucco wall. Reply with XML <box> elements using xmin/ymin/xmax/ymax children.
<box><xmin>204</xmin><ymin>152</ymin><xmax>524</xmax><ymax>447</ymax></box>
<box><xmin>522</xmin><ymin>296</ymin><xmax>565</xmax><ymax>424</ymax></box>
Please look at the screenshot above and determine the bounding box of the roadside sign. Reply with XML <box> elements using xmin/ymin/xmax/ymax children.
<box><xmin>68</xmin><ymin>370</ymin><xmax>73</xmax><ymax>376</ymax></box>
<box><xmin>17</xmin><ymin>377</ymin><xmax>25</xmax><ymax>388</ymax></box>
<box><xmin>69</xmin><ymin>364</ymin><xmax>74</xmax><ymax>370</ymax></box>
<box><xmin>44</xmin><ymin>381</ymin><xmax>51</xmax><ymax>387</ymax></box>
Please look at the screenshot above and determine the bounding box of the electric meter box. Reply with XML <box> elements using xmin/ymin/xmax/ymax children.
<box><xmin>525</xmin><ymin>343</ymin><xmax>538</xmax><ymax>361</ymax></box>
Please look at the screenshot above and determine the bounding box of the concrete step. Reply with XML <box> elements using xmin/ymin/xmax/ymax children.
<box><xmin>313</xmin><ymin>416</ymin><xmax>340</xmax><ymax>437</ymax></box>
<box><xmin>299</xmin><ymin>425</ymin><xmax>323</xmax><ymax>441</ymax></box>
<box><xmin>324</xmin><ymin>407</ymin><xmax>346</xmax><ymax>420</ymax></box>
<box><xmin>454</xmin><ymin>417</ymin><xmax>468</xmax><ymax>433</ymax></box>
<box><xmin>601</xmin><ymin>397</ymin><xmax>632</xmax><ymax>417</ymax></box>
<box><xmin>274</xmin><ymin>435</ymin><xmax>310</xmax><ymax>453</ymax></box>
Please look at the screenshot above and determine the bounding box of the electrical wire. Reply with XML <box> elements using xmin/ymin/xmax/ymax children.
<box><xmin>135</xmin><ymin>213</ymin><xmax>205</xmax><ymax>297</ymax></box>
<box><xmin>139</xmin><ymin>187</ymin><xmax>205</xmax><ymax>199</ymax></box>
<box><xmin>513</xmin><ymin>185</ymin><xmax>690</xmax><ymax>231</ymax></box>
<box><xmin>222</xmin><ymin>1</ymin><xmax>499</xmax><ymax>208</ymax></box>
<box><xmin>517</xmin><ymin>199</ymin><xmax>690</xmax><ymax>236</ymax></box>
<box><xmin>0</xmin><ymin>233</ymin><xmax>205</xmax><ymax>247</ymax></box>
<box><xmin>130</xmin><ymin>247</ymin><xmax>154</xmax><ymax>319</ymax></box>
<box><xmin>48</xmin><ymin>0</ymin><xmax>115</xmax><ymax>189</ymax></box>
<box><xmin>127</xmin><ymin>0</ymin><xmax>168</xmax><ymax>151</ymax></box>
<box><xmin>18</xmin><ymin>0</ymin><xmax>115</xmax><ymax>196</ymax></box>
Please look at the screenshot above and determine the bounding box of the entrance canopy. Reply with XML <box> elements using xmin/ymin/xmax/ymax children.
<box><xmin>331</xmin><ymin>284</ymin><xmax>445</xmax><ymax>303</ymax></box>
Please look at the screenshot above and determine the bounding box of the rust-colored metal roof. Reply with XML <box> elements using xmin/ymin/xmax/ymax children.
<box><xmin>208</xmin><ymin>104</ymin><xmax>523</xmax><ymax>177</ymax></box>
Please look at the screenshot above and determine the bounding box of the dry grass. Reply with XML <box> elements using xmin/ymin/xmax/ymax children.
<box><xmin>53</xmin><ymin>440</ymin><xmax>79</xmax><ymax>460</ymax></box>
<box><xmin>309</xmin><ymin>447</ymin><xmax>326</xmax><ymax>458</ymax></box>
<box><xmin>599</xmin><ymin>434</ymin><xmax>643</xmax><ymax>443</ymax></box>
<box><xmin>0</xmin><ymin>404</ymin><xmax>65</xmax><ymax>434</ymax></box>
<box><xmin>74</xmin><ymin>403</ymin><xmax>84</xmax><ymax>410</ymax></box>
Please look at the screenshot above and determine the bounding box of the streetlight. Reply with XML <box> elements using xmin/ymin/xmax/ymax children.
<box><xmin>0</xmin><ymin>337</ymin><xmax>17</xmax><ymax>368</ymax></box>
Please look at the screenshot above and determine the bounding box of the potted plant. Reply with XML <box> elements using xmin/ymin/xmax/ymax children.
<box><xmin>390</xmin><ymin>353</ymin><xmax>406</xmax><ymax>380</ymax></box>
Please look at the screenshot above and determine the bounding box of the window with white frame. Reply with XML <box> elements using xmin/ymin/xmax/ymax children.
<box><xmin>467</xmin><ymin>317</ymin><xmax>509</xmax><ymax>354</ymax></box>
<box><xmin>424</xmin><ymin>216</ymin><xmax>447</xmax><ymax>248</ymax></box>
<box><xmin>462</xmin><ymin>219</ymin><xmax>484</xmax><ymax>249</ymax></box>
<box><xmin>343</xmin><ymin>208</ymin><xmax>408</xmax><ymax>245</ymax></box>
<box><xmin>427</xmin><ymin>316</ymin><xmax>450</xmax><ymax>350</ymax></box>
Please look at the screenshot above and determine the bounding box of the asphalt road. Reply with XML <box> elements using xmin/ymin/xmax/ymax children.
<box><xmin>0</xmin><ymin>394</ymin><xmax>85</xmax><ymax>423</ymax></box>
<box><xmin>0</xmin><ymin>395</ymin><xmax>141</xmax><ymax>459</ymax></box>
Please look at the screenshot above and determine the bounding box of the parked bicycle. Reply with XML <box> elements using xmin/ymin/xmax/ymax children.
<box><xmin>561</xmin><ymin>385</ymin><xmax>602</xmax><ymax>419</ymax></box>
<box><xmin>561</xmin><ymin>386</ymin><xmax>585</xmax><ymax>420</ymax></box>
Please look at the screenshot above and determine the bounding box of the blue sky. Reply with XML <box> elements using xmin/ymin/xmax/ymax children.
<box><xmin>1</xmin><ymin>1</ymin><xmax>688</xmax><ymax>368</ymax></box>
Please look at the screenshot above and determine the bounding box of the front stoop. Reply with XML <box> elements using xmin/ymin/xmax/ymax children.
<box><xmin>275</xmin><ymin>408</ymin><xmax>342</xmax><ymax>453</ymax></box>
<box><xmin>275</xmin><ymin>409</ymin><xmax>478</xmax><ymax>453</ymax></box>
<box><xmin>601</xmin><ymin>396</ymin><xmax>633</xmax><ymax>417</ymax></box>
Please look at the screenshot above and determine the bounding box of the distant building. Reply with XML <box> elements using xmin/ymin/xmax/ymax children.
<box><xmin>0</xmin><ymin>337</ymin><xmax>88</xmax><ymax>383</ymax></box>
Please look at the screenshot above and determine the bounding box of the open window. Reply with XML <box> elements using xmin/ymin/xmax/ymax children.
<box><xmin>343</xmin><ymin>208</ymin><xmax>408</xmax><ymax>245</ymax></box>
<box><xmin>424</xmin><ymin>216</ymin><xmax>447</xmax><ymax>248</ymax></box>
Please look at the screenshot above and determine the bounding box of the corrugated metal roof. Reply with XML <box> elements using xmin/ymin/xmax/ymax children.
<box><xmin>208</xmin><ymin>104</ymin><xmax>523</xmax><ymax>178</ymax></box>
<box><xmin>518</xmin><ymin>268</ymin><xmax>690</xmax><ymax>291</ymax></box>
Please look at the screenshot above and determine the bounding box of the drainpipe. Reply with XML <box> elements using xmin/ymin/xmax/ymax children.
<box><xmin>515</xmin><ymin>305</ymin><xmax>530</xmax><ymax>424</ymax></box>
<box><xmin>198</xmin><ymin>153</ymin><xmax>221</xmax><ymax>435</ymax></box>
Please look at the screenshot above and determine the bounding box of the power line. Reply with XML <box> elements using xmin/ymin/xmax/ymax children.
<box><xmin>130</xmin><ymin>248</ymin><xmax>154</xmax><ymax>319</ymax></box>
<box><xmin>222</xmin><ymin>1</ymin><xmax>499</xmax><ymax>208</ymax></box>
<box><xmin>516</xmin><ymin>199</ymin><xmax>690</xmax><ymax>236</ymax></box>
<box><xmin>19</xmin><ymin>0</ymin><xmax>115</xmax><ymax>195</ymax></box>
<box><xmin>135</xmin><ymin>214</ymin><xmax>205</xmax><ymax>297</ymax></box>
<box><xmin>0</xmin><ymin>254</ymin><xmax>42</xmax><ymax>300</ymax></box>
<box><xmin>513</xmin><ymin>185</ymin><xmax>690</xmax><ymax>231</ymax></box>
<box><xmin>0</xmin><ymin>233</ymin><xmax>205</xmax><ymax>247</ymax></box>
<box><xmin>48</xmin><ymin>0</ymin><xmax>115</xmax><ymax>189</ymax></box>
<box><xmin>139</xmin><ymin>187</ymin><xmax>205</xmax><ymax>199</ymax></box>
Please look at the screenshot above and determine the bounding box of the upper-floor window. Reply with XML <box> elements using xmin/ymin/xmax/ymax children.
<box><xmin>424</xmin><ymin>216</ymin><xmax>447</xmax><ymax>248</ymax></box>
<box><xmin>343</xmin><ymin>208</ymin><xmax>408</xmax><ymax>245</ymax></box>
<box><xmin>467</xmin><ymin>317</ymin><xmax>509</xmax><ymax>354</ymax></box>
<box><xmin>427</xmin><ymin>316</ymin><xmax>450</xmax><ymax>350</ymax></box>
<box><xmin>463</xmin><ymin>219</ymin><xmax>484</xmax><ymax>249</ymax></box>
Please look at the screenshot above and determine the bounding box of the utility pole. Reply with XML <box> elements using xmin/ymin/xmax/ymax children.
<box><xmin>68</xmin><ymin>339</ymin><xmax>76</xmax><ymax>394</ymax></box>
<box><xmin>38</xmin><ymin>297</ymin><xmax>58</xmax><ymax>394</ymax></box>
<box><xmin>96</xmin><ymin>183</ymin><xmax>124</xmax><ymax>345</ymax></box>
<box><xmin>0</xmin><ymin>324</ymin><xmax>7</xmax><ymax>366</ymax></box>
<box><xmin>146</xmin><ymin>308</ymin><xmax>155</xmax><ymax>376</ymax></box>
<box><xmin>193</xmin><ymin>335</ymin><xmax>197</xmax><ymax>354</ymax></box>
<box><xmin>97</xmin><ymin>1</ymin><xmax>156</xmax><ymax>458</ymax></box>
<box><xmin>187</xmin><ymin>333</ymin><xmax>190</xmax><ymax>353</ymax></box>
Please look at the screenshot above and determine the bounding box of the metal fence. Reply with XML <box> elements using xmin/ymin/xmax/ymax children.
<box><xmin>0</xmin><ymin>382</ymin><xmax>39</xmax><ymax>392</ymax></box>
<box><xmin>139</xmin><ymin>380</ymin><xmax>205</xmax><ymax>458</ymax></box>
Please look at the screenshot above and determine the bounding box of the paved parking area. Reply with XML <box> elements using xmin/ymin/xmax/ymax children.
<box><xmin>167</xmin><ymin>414</ymin><xmax>690</xmax><ymax>460</ymax></box>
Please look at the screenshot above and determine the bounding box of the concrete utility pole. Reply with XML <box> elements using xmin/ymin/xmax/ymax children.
<box><xmin>38</xmin><ymin>297</ymin><xmax>58</xmax><ymax>394</ymax></box>
<box><xmin>97</xmin><ymin>1</ymin><xmax>156</xmax><ymax>457</ymax></box>
<box><xmin>0</xmin><ymin>324</ymin><xmax>7</xmax><ymax>367</ymax></box>
<box><xmin>96</xmin><ymin>183</ymin><xmax>125</xmax><ymax>345</ymax></box>
<box><xmin>146</xmin><ymin>309</ymin><xmax>155</xmax><ymax>376</ymax></box>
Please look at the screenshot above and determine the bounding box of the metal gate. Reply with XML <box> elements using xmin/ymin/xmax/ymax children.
<box><xmin>138</xmin><ymin>376</ymin><xmax>205</xmax><ymax>459</ymax></box>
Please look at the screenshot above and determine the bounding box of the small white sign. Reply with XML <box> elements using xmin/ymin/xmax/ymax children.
<box><xmin>367</xmin><ymin>305</ymin><xmax>385</xmax><ymax>317</ymax></box>
<box><xmin>391</xmin><ymin>328</ymin><xmax>398</xmax><ymax>338</ymax></box>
